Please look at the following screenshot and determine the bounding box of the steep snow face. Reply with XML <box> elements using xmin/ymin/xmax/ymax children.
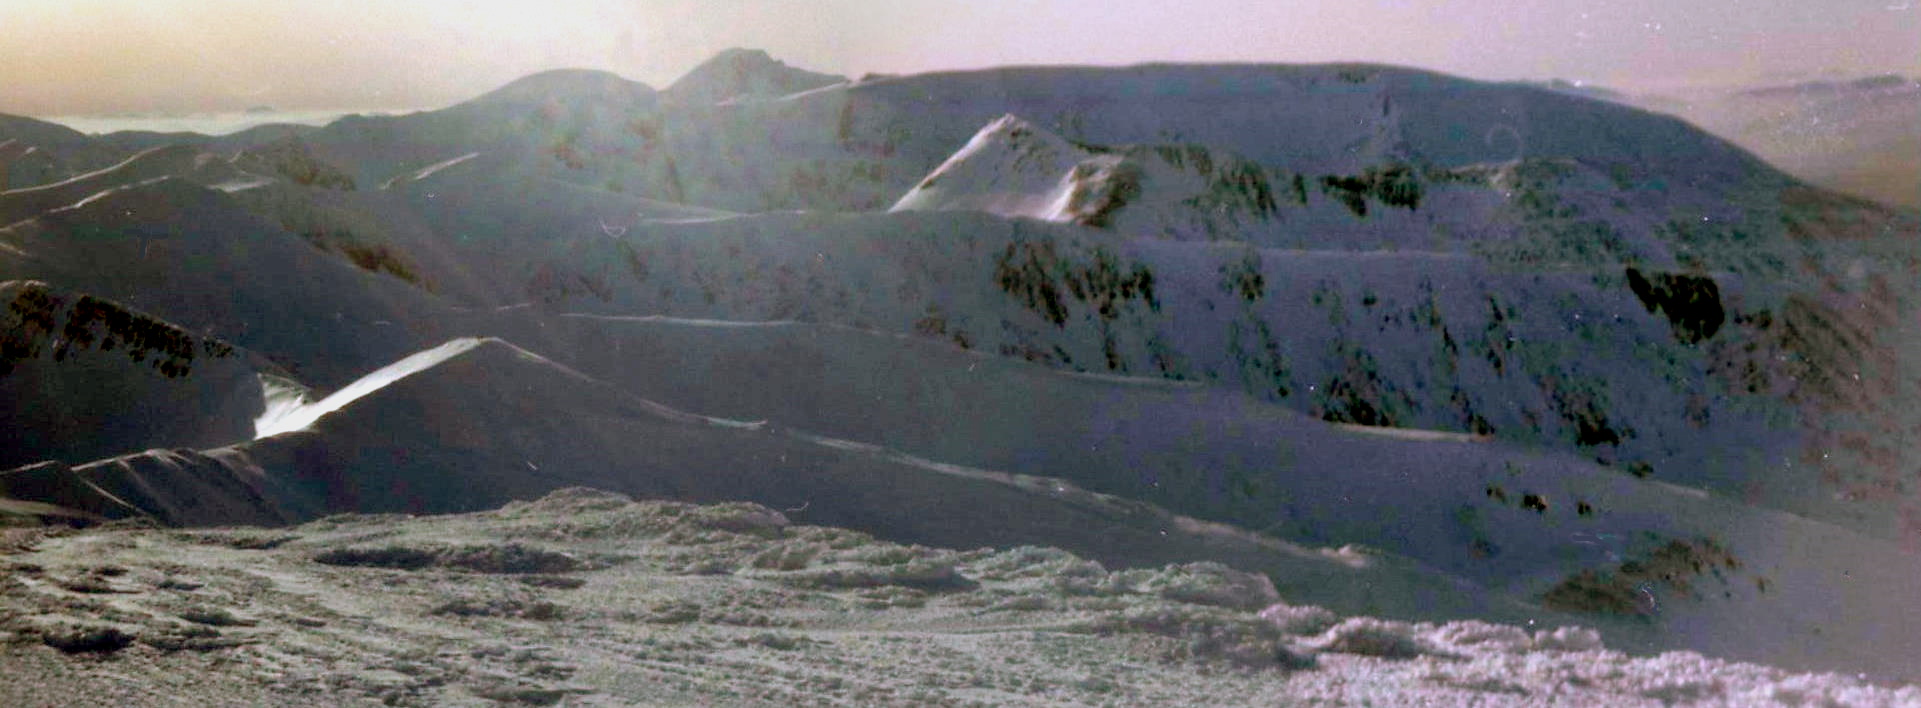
<box><xmin>662</xmin><ymin>48</ymin><xmax>847</xmax><ymax>105</ymax></box>
<box><xmin>254</xmin><ymin>337</ymin><xmax>484</xmax><ymax>438</ymax></box>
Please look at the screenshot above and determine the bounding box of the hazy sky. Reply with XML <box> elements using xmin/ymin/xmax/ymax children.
<box><xmin>2</xmin><ymin>0</ymin><xmax>1916</xmax><ymax>115</ymax></box>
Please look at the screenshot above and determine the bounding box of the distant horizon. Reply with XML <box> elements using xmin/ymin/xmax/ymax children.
<box><xmin>33</xmin><ymin>107</ymin><xmax>421</xmax><ymax>137</ymax></box>
<box><xmin>21</xmin><ymin>50</ymin><xmax>1914</xmax><ymax>132</ymax></box>
<box><xmin>3</xmin><ymin>1</ymin><xmax>1915</xmax><ymax>115</ymax></box>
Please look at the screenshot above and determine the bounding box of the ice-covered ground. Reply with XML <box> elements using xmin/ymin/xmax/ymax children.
<box><xmin>1</xmin><ymin>488</ymin><xmax>1912</xmax><ymax>707</ymax></box>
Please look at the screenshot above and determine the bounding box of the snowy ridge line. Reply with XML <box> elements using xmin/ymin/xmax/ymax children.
<box><xmin>253</xmin><ymin>337</ymin><xmax>768</xmax><ymax>439</ymax></box>
<box><xmin>1328</xmin><ymin>422</ymin><xmax>1492</xmax><ymax>443</ymax></box>
<box><xmin>254</xmin><ymin>338</ymin><xmax>487</xmax><ymax>438</ymax></box>
<box><xmin>409</xmin><ymin>152</ymin><xmax>480</xmax><ymax>181</ymax></box>
<box><xmin>45</xmin><ymin>176</ymin><xmax>176</xmax><ymax>216</ymax></box>
<box><xmin>635</xmin><ymin>215</ymin><xmax>745</xmax><ymax>225</ymax></box>
<box><xmin>0</xmin><ymin>145</ymin><xmax>173</xmax><ymax>197</ymax></box>
<box><xmin>380</xmin><ymin>151</ymin><xmax>480</xmax><ymax>189</ymax></box>
<box><xmin>1058</xmin><ymin>370</ymin><xmax>1208</xmax><ymax>389</ymax></box>
<box><xmin>51</xmin><ymin>464</ymin><xmax>156</xmax><ymax>521</ymax></box>
<box><xmin>783</xmin><ymin>429</ymin><xmax>1348</xmax><ymax>566</ymax></box>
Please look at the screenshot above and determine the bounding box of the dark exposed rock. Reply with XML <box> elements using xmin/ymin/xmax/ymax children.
<box><xmin>1625</xmin><ymin>267</ymin><xmax>1725</xmax><ymax>344</ymax></box>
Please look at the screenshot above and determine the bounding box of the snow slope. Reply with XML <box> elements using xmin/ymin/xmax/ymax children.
<box><xmin>10</xmin><ymin>326</ymin><xmax>1921</xmax><ymax>680</ymax></box>
<box><xmin>28</xmin><ymin>337</ymin><xmax>1516</xmax><ymax>625</ymax></box>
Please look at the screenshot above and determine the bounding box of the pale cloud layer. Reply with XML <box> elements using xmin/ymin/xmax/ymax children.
<box><xmin>2</xmin><ymin>0</ymin><xmax>1916</xmax><ymax>115</ymax></box>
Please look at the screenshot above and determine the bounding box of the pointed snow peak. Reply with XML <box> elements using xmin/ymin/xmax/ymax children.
<box><xmin>892</xmin><ymin>113</ymin><xmax>1135</xmax><ymax>225</ymax></box>
<box><xmin>466</xmin><ymin>68</ymin><xmax>657</xmax><ymax>108</ymax></box>
<box><xmin>664</xmin><ymin>48</ymin><xmax>846</xmax><ymax>105</ymax></box>
<box><xmin>955</xmin><ymin>114</ymin><xmax>1076</xmax><ymax>165</ymax></box>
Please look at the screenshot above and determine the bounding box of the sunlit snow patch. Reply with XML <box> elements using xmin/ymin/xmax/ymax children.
<box><xmin>207</xmin><ymin>175</ymin><xmax>275</xmax><ymax>193</ymax></box>
<box><xmin>253</xmin><ymin>338</ymin><xmax>484</xmax><ymax>439</ymax></box>
<box><xmin>49</xmin><ymin>176</ymin><xmax>173</xmax><ymax>213</ymax></box>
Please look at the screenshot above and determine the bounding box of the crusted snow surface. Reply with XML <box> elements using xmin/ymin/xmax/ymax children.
<box><xmin>1</xmin><ymin>489</ymin><xmax>1913</xmax><ymax>707</ymax></box>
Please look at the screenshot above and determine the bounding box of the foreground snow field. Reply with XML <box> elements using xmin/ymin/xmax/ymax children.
<box><xmin>2</xmin><ymin>488</ymin><xmax>1914</xmax><ymax>707</ymax></box>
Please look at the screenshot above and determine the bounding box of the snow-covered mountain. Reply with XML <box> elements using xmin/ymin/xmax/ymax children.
<box><xmin>4</xmin><ymin>49</ymin><xmax>1921</xmax><ymax>692</ymax></box>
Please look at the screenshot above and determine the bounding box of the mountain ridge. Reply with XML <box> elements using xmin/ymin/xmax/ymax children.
<box><xmin>3</xmin><ymin>49</ymin><xmax>1920</xmax><ymax>691</ymax></box>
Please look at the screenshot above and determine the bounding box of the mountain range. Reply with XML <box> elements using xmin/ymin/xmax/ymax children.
<box><xmin>4</xmin><ymin>50</ymin><xmax>1920</xmax><ymax>699</ymax></box>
